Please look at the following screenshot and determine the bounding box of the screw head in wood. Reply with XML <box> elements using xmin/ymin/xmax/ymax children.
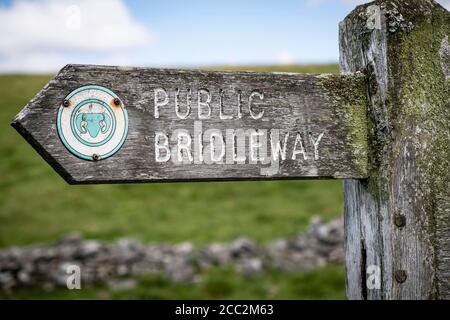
<box><xmin>394</xmin><ymin>270</ymin><xmax>407</xmax><ymax>283</ymax></box>
<box><xmin>113</xmin><ymin>98</ymin><xmax>121</xmax><ymax>106</ymax></box>
<box><xmin>63</xmin><ymin>99</ymin><xmax>70</xmax><ymax>107</ymax></box>
<box><xmin>394</xmin><ymin>214</ymin><xmax>406</xmax><ymax>228</ymax></box>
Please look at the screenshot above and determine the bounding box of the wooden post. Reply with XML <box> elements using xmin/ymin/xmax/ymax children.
<box><xmin>340</xmin><ymin>0</ymin><xmax>450</xmax><ymax>299</ymax></box>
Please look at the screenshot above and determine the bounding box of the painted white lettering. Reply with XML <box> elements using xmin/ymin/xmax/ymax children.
<box><xmin>249</xmin><ymin>130</ymin><xmax>263</xmax><ymax>162</ymax></box>
<box><xmin>175</xmin><ymin>88</ymin><xmax>191</xmax><ymax>119</ymax></box>
<box><xmin>154</xmin><ymin>88</ymin><xmax>169</xmax><ymax>119</ymax></box>
<box><xmin>292</xmin><ymin>132</ymin><xmax>308</xmax><ymax>160</ymax></box>
<box><xmin>176</xmin><ymin>130</ymin><xmax>193</xmax><ymax>163</ymax></box>
<box><xmin>155</xmin><ymin>132</ymin><xmax>170</xmax><ymax>162</ymax></box>
<box><xmin>310</xmin><ymin>132</ymin><xmax>324</xmax><ymax>160</ymax></box>
<box><xmin>197</xmin><ymin>89</ymin><xmax>211</xmax><ymax>119</ymax></box>
<box><xmin>270</xmin><ymin>131</ymin><xmax>289</xmax><ymax>161</ymax></box>
<box><xmin>219</xmin><ymin>89</ymin><xmax>233</xmax><ymax>120</ymax></box>
<box><xmin>249</xmin><ymin>90</ymin><xmax>264</xmax><ymax>120</ymax></box>
<box><xmin>209</xmin><ymin>131</ymin><xmax>225</xmax><ymax>162</ymax></box>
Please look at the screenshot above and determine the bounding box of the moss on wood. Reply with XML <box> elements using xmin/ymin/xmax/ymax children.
<box><xmin>320</xmin><ymin>73</ymin><xmax>369</xmax><ymax>177</ymax></box>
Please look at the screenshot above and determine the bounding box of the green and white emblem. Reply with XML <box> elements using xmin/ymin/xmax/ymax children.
<box><xmin>57</xmin><ymin>85</ymin><xmax>128</xmax><ymax>161</ymax></box>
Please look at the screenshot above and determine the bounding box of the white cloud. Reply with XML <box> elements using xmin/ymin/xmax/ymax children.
<box><xmin>275</xmin><ymin>51</ymin><xmax>297</xmax><ymax>65</ymax></box>
<box><xmin>0</xmin><ymin>0</ymin><xmax>154</xmax><ymax>72</ymax></box>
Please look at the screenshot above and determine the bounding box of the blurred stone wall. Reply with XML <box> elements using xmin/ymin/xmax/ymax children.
<box><xmin>0</xmin><ymin>217</ymin><xmax>343</xmax><ymax>290</ymax></box>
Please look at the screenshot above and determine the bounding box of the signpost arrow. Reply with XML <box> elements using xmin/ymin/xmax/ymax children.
<box><xmin>12</xmin><ymin>64</ymin><xmax>368</xmax><ymax>184</ymax></box>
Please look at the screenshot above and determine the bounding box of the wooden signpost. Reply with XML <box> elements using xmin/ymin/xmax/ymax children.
<box><xmin>12</xmin><ymin>66</ymin><xmax>368</xmax><ymax>183</ymax></box>
<box><xmin>11</xmin><ymin>0</ymin><xmax>450</xmax><ymax>300</ymax></box>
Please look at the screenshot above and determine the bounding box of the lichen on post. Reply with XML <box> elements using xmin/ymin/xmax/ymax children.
<box><xmin>340</xmin><ymin>0</ymin><xmax>450</xmax><ymax>299</ymax></box>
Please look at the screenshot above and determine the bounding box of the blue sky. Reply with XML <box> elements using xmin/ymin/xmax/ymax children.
<box><xmin>123</xmin><ymin>0</ymin><xmax>354</xmax><ymax>65</ymax></box>
<box><xmin>0</xmin><ymin>0</ymin><xmax>449</xmax><ymax>72</ymax></box>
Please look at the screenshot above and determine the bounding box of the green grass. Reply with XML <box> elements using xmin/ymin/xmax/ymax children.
<box><xmin>0</xmin><ymin>64</ymin><xmax>344</xmax><ymax>299</ymax></box>
<box><xmin>207</xmin><ymin>64</ymin><xmax>340</xmax><ymax>74</ymax></box>
<box><xmin>0</xmin><ymin>265</ymin><xmax>345</xmax><ymax>300</ymax></box>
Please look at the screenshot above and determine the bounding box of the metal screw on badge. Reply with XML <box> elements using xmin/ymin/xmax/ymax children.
<box><xmin>113</xmin><ymin>98</ymin><xmax>121</xmax><ymax>106</ymax></box>
<box><xmin>63</xmin><ymin>99</ymin><xmax>70</xmax><ymax>107</ymax></box>
<box><xmin>92</xmin><ymin>154</ymin><xmax>99</xmax><ymax>161</ymax></box>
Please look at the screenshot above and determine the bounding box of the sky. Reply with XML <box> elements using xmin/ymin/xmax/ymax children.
<box><xmin>0</xmin><ymin>0</ymin><xmax>449</xmax><ymax>73</ymax></box>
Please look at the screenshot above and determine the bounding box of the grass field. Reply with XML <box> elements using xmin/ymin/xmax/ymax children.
<box><xmin>0</xmin><ymin>64</ymin><xmax>345</xmax><ymax>299</ymax></box>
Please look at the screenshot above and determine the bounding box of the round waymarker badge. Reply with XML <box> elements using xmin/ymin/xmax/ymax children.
<box><xmin>57</xmin><ymin>85</ymin><xmax>128</xmax><ymax>161</ymax></box>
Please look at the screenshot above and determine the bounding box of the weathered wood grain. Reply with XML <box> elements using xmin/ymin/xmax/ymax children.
<box><xmin>341</xmin><ymin>0</ymin><xmax>450</xmax><ymax>299</ymax></box>
<box><xmin>12</xmin><ymin>65</ymin><xmax>368</xmax><ymax>184</ymax></box>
